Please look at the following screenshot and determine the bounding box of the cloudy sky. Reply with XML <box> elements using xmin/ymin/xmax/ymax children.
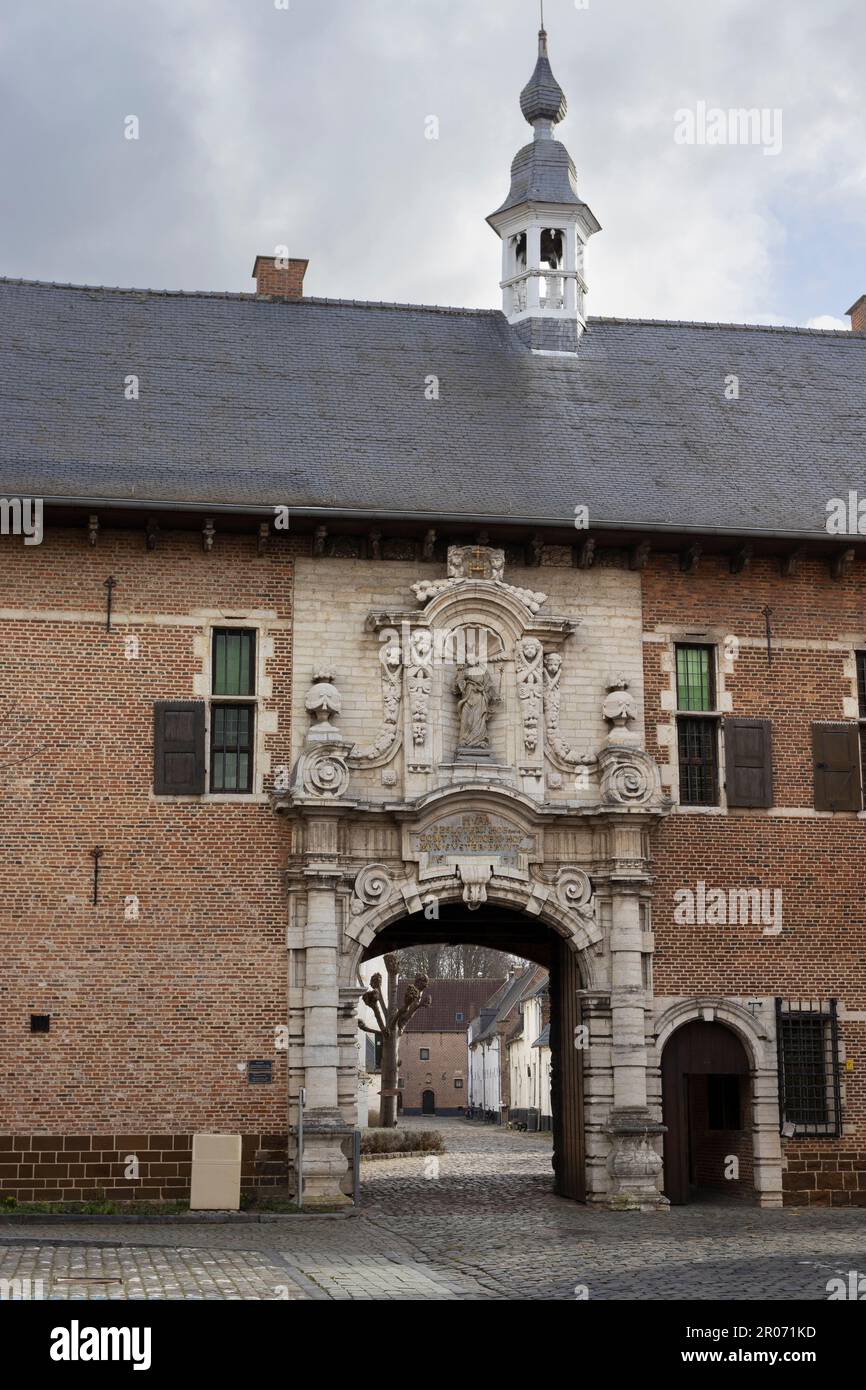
<box><xmin>1</xmin><ymin>0</ymin><xmax>864</xmax><ymax>327</ymax></box>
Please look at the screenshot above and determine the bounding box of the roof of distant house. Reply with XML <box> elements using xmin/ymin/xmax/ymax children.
<box><xmin>401</xmin><ymin>977</ymin><xmax>505</xmax><ymax>1033</ymax></box>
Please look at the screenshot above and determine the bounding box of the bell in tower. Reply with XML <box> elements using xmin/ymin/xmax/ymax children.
<box><xmin>487</xmin><ymin>25</ymin><xmax>600</xmax><ymax>354</ymax></box>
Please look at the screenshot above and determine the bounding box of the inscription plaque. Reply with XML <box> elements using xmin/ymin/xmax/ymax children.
<box><xmin>414</xmin><ymin>812</ymin><xmax>534</xmax><ymax>868</ymax></box>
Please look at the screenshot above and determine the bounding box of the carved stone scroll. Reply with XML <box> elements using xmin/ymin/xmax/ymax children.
<box><xmin>350</xmin><ymin>863</ymin><xmax>394</xmax><ymax>916</ymax></box>
<box><xmin>543</xmin><ymin>652</ymin><xmax>596</xmax><ymax>772</ymax></box>
<box><xmin>350</xmin><ymin>641</ymin><xmax>403</xmax><ymax>766</ymax></box>
<box><xmin>597</xmin><ymin>746</ymin><xmax>664</xmax><ymax>809</ymax></box>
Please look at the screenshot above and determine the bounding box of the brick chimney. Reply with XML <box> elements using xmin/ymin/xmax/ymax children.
<box><xmin>846</xmin><ymin>295</ymin><xmax>866</xmax><ymax>333</ymax></box>
<box><xmin>252</xmin><ymin>255</ymin><xmax>308</xmax><ymax>298</ymax></box>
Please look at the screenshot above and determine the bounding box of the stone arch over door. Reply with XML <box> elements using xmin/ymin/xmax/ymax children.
<box><xmin>654</xmin><ymin>998</ymin><xmax>783</xmax><ymax>1208</ymax></box>
<box><xmin>358</xmin><ymin>893</ymin><xmax>591</xmax><ymax>1201</ymax></box>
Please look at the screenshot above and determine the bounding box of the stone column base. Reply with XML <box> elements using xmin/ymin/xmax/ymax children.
<box><xmin>300</xmin><ymin>1109</ymin><xmax>354</xmax><ymax>1209</ymax></box>
<box><xmin>605</xmin><ymin>1108</ymin><xmax>670</xmax><ymax>1212</ymax></box>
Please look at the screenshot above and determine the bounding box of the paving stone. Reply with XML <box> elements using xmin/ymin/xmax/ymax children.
<box><xmin>2</xmin><ymin>1118</ymin><xmax>865</xmax><ymax>1300</ymax></box>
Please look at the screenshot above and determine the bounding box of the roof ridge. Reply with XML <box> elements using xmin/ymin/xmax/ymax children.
<box><xmin>0</xmin><ymin>276</ymin><xmax>504</xmax><ymax>318</ymax></box>
<box><xmin>0</xmin><ymin>276</ymin><xmax>856</xmax><ymax>333</ymax></box>
<box><xmin>589</xmin><ymin>314</ymin><xmax>855</xmax><ymax>338</ymax></box>
<box><xmin>0</xmin><ymin>277</ymin><xmax>855</xmax><ymax>333</ymax></box>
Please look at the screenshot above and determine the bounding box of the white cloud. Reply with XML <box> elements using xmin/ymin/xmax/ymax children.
<box><xmin>0</xmin><ymin>0</ymin><xmax>864</xmax><ymax>325</ymax></box>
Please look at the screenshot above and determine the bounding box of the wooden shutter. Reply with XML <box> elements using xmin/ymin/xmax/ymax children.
<box><xmin>724</xmin><ymin>718</ymin><xmax>773</xmax><ymax>807</ymax></box>
<box><xmin>153</xmin><ymin>701</ymin><xmax>206</xmax><ymax>795</ymax></box>
<box><xmin>812</xmin><ymin>722</ymin><xmax>861</xmax><ymax>812</ymax></box>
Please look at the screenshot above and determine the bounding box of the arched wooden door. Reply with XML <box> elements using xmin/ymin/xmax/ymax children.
<box><xmin>422</xmin><ymin>1089</ymin><xmax>435</xmax><ymax>1115</ymax></box>
<box><xmin>662</xmin><ymin>1020</ymin><xmax>751</xmax><ymax>1205</ymax></box>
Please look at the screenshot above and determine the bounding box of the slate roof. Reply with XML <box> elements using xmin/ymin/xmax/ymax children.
<box><xmin>0</xmin><ymin>276</ymin><xmax>863</xmax><ymax>541</ymax></box>
<box><xmin>401</xmin><ymin>978</ymin><xmax>504</xmax><ymax>1034</ymax></box>
<box><xmin>471</xmin><ymin>966</ymin><xmax>548</xmax><ymax>1044</ymax></box>
<box><xmin>519</xmin><ymin>32</ymin><xmax>568</xmax><ymax>126</ymax></box>
<box><xmin>489</xmin><ymin>138</ymin><xmax>584</xmax><ymax>216</ymax></box>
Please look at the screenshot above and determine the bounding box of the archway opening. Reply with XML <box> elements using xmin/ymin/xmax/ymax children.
<box><xmin>359</xmin><ymin>901</ymin><xmax>586</xmax><ymax>1202</ymax></box>
<box><xmin>661</xmin><ymin>1020</ymin><xmax>755</xmax><ymax>1205</ymax></box>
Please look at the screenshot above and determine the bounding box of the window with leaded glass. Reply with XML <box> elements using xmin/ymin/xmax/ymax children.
<box><xmin>675</xmin><ymin>644</ymin><xmax>719</xmax><ymax>805</ymax></box>
<box><xmin>210</xmin><ymin>628</ymin><xmax>256</xmax><ymax>793</ymax></box>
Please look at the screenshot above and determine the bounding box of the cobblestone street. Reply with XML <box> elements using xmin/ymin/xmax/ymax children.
<box><xmin>2</xmin><ymin>1118</ymin><xmax>865</xmax><ymax>1301</ymax></box>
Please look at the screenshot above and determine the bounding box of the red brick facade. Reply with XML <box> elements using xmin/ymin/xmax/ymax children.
<box><xmin>3</xmin><ymin>529</ymin><xmax>866</xmax><ymax>1205</ymax></box>
<box><xmin>644</xmin><ymin>552</ymin><xmax>866</xmax><ymax>1204</ymax></box>
<box><xmin>1</xmin><ymin>526</ymin><xmax>299</xmax><ymax>1199</ymax></box>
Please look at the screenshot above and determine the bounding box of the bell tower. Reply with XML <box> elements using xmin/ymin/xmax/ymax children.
<box><xmin>487</xmin><ymin>26</ymin><xmax>600</xmax><ymax>354</ymax></box>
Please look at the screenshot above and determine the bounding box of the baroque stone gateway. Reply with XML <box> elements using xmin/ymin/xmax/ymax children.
<box><xmin>273</xmin><ymin>542</ymin><xmax>672</xmax><ymax>1206</ymax></box>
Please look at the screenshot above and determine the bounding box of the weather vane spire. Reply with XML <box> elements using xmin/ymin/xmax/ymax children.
<box><xmin>540</xmin><ymin>0</ymin><xmax>545</xmax><ymax>29</ymax></box>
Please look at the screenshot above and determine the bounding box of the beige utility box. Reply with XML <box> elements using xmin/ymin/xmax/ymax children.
<box><xmin>189</xmin><ymin>1133</ymin><xmax>242</xmax><ymax>1211</ymax></box>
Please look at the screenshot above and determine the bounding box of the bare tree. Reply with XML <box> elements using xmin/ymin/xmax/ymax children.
<box><xmin>396</xmin><ymin>942</ymin><xmax>520</xmax><ymax>980</ymax></box>
<box><xmin>358</xmin><ymin>952</ymin><xmax>429</xmax><ymax>1127</ymax></box>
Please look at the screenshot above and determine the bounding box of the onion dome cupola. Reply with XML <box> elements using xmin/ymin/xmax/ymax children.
<box><xmin>487</xmin><ymin>27</ymin><xmax>600</xmax><ymax>353</ymax></box>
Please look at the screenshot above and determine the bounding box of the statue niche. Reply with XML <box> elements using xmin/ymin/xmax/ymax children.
<box><xmin>453</xmin><ymin>661</ymin><xmax>501</xmax><ymax>755</ymax></box>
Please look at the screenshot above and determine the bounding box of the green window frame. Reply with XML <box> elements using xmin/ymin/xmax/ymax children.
<box><xmin>210</xmin><ymin>629</ymin><xmax>256</xmax><ymax>793</ymax></box>
<box><xmin>212</xmin><ymin>629</ymin><xmax>256</xmax><ymax>696</ymax></box>
<box><xmin>675</xmin><ymin>643</ymin><xmax>719</xmax><ymax>806</ymax></box>
<box><xmin>676</xmin><ymin>644</ymin><xmax>715</xmax><ymax>711</ymax></box>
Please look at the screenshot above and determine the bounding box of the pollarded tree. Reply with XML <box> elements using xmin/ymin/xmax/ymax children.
<box><xmin>359</xmin><ymin>952</ymin><xmax>429</xmax><ymax>1127</ymax></box>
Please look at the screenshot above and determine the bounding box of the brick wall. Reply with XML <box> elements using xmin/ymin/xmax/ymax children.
<box><xmin>643</xmin><ymin>552</ymin><xmax>866</xmax><ymax>1203</ymax></box>
<box><xmin>0</xmin><ymin>524</ymin><xmax>299</xmax><ymax>1199</ymax></box>
<box><xmin>400</xmin><ymin>1031</ymin><xmax>467</xmax><ymax>1114</ymax></box>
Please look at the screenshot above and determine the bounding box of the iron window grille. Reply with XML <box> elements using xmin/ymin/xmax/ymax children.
<box><xmin>775</xmin><ymin>998</ymin><xmax>842</xmax><ymax>1137</ymax></box>
<box><xmin>210</xmin><ymin>628</ymin><xmax>256</xmax><ymax>793</ymax></box>
<box><xmin>675</xmin><ymin>644</ymin><xmax>720</xmax><ymax>806</ymax></box>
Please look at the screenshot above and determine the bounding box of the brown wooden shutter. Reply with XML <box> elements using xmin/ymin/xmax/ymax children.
<box><xmin>153</xmin><ymin>701</ymin><xmax>206</xmax><ymax>795</ymax></box>
<box><xmin>812</xmin><ymin>722</ymin><xmax>862</xmax><ymax>812</ymax></box>
<box><xmin>724</xmin><ymin>718</ymin><xmax>773</xmax><ymax>807</ymax></box>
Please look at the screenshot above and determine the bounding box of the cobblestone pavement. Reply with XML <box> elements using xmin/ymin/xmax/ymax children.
<box><xmin>2</xmin><ymin>1117</ymin><xmax>865</xmax><ymax>1301</ymax></box>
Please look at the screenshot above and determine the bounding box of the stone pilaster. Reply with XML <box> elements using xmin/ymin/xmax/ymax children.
<box><xmin>299</xmin><ymin>863</ymin><xmax>352</xmax><ymax>1207</ymax></box>
<box><xmin>604</xmin><ymin>832</ymin><xmax>667</xmax><ymax>1210</ymax></box>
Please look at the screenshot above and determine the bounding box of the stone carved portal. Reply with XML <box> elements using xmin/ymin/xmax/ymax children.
<box><xmin>275</xmin><ymin>546</ymin><xmax>672</xmax><ymax>1210</ymax></box>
